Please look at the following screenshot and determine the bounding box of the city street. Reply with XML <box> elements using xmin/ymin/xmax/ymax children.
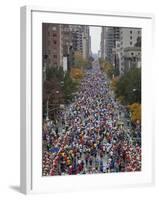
<box><xmin>42</xmin><ymin>60</ymin><xmax>141</xmax><ymax>176</ymax></box>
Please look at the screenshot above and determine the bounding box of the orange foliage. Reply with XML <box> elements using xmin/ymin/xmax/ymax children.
<box><xmin>110</xmin><ymin>77</ymin><xmax>119</xmax><ymax>90</ymax></box>
<box><xmin>128</xmin><ymin>103</ymin><xmax>141</xmax><ymax>123</ymax></box>
<box><xmin>70</xmin><ymin>68</ymin><xmax>84</xmax><ymax>79</ymax></box>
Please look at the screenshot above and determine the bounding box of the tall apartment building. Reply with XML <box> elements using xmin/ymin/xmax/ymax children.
<box><xmin>61</xmin><ymin>24</ymin><xmax>75</xmax><ymax>70</ymax></box>
<box><xmin>100</xmin><ymin>26</ymin><xmax>141</xmax><ymax>75</ymax></box>
<box><xmin>71</xmin><ymin>25</ymin><xmax>90</xmax><ymax>60</ymax></box>
<box><xmin>119</xmin><ymin>28</ymin><xmax>141</xmax><ymax>73</ymax></box>
<box><xmin>43</xmin><ymin>24</ymin><xmax>91</xmax><ymax>73</ymax></box>
<box><xmin>82</xmin><ymin>26</ymin><xmax>90</xmax><ymax>60</ymax></box>
<box><xmin>89</xmin><ymin>35</ymin><xmax>92</xmax><ymax>57</ymax></box>
<box><xmin>100</xmin><ymin>27</ymin><xmax>106</xmax><ymax>59</ymax></box>
<box><xmin>100</xmin><ymin>27</ymin><xmax>120</xmax><ymax>63</ymax></box>
<box><xmin>42</xmin><ymin>23</ymin><xmax>61</xmax><ymax>69</ymax></box>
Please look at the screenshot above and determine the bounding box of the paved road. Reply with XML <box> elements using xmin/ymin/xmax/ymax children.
<box><xmin>42</xmin><ymin>60</ymin><xmax>141</xmax><ymax>176</ymax></box>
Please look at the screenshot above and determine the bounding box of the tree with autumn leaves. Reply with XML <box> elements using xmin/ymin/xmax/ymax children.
<box><xmin>70</xmin><ymin>51</ymin><xmax>92</xmax><ymax>80</ymax></box>
<box><xmin>112</xmin><ymin>67</ymin><xmax>141</xmax><ymax>124</ymax></box>
<box><xmin>99</xmin><ymin>59</ymin><xmax>113</xmax><ymax>78</ymax></box>
<box><xmin>74</xmin><ymin>51</ymin><xmax>91</xmax><ymax>70</ymax></box>
<box><xmin>128</xmin><ymin>103</ymin><xmax>141</xmax><ymax>124</ymax></box>
<box><xmin>70</xmin><ymin>68</ymin><xmax>84</xmax><ymax>80</ymax></box>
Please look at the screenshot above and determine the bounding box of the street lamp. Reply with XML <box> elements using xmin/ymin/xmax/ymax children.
<box><xmin>43</xmin><ymin>55</ymin><xmax>48</xmax><ymax>81</ymax></box>
<box><xmin>132</xmin><ymin>88</ymin><xmax>137</xmax><ymax>92</ymax></box>
<box><xmin>46</xmin><ymin>90</ymin><xmax>62</xmax><ymax>121</ymax></box>
<box><xmin>46</xmin><ymin>94</ymin><xmax>50</xmax><ymax>121</ymax></box>
<box><xmin>60</xmin><ymin>81</ymin><xmax>64</xmax><ymax>86</ymax></box>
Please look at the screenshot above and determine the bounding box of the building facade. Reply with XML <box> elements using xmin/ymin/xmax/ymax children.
<box><xmin>42</xmin><ymin>23</ymin><xmax>61</xmax><ymax>69</ymax></box>
<box><xmin>100</xmin><ymin>27</ymin><xmax>120</xmax><ymax>63</ymax></box>
<box><xmin>100</xmin><ymin>26</ymin><xmax>141</xmax><ymax>75</ymax></box>
<box><xmin>42</xmin><ymin>23</ymin><xmax>91</xmax><ymax>73</ymax></box>
<box><xmin>119</xmin><ymin>28</ymin><xmax>141</xmax><ymax>73</ymax></box>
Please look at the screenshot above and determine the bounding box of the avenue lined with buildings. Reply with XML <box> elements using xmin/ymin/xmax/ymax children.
<box><xmin>42</xmin><ymin>24</ymin><xmax>141</xmax><ymax>176</ymax></box>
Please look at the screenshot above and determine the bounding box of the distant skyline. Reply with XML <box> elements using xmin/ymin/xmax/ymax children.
<box><xmin>90</xmin><ymin>26</ymin><xmax>101</xmax><ymax>54</ymax></box>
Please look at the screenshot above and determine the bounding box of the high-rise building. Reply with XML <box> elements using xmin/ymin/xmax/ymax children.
<box><xmin>42</xmin><ymin>23</ymin><xmax>61</xmax><ymax>69</ymax></box>
<box><xmin>43</xmin><ymin>24</ymin><xmax>91</xmax><ymax>72</ymax></box>
<box><xmin>71</xmin><ymin>25</ymin><xmax>90</xmax><ymax>59</ymax></box>
<box><xmin>71</xmin><ymin>25</ymin><xmax>83</xmax><ymax>53</ymax></box>
<box><xmin>100</xmin><ymin>27</ymin><xmax>106</xmax><ymax>60</ymax></box>
<box><xmin>100</xmin><ymin>27</ymin><xmax>120</xmax><ymax>63</ymax></box>
<box><xmin>82</xmin><ymin>26</ymin><xmax>90</xmax><ymax>60</ymax></box>
<box><xmin>60</xmin><ymin>24</ymin><xmax>75</xmax><ymax>70</ymax></box>
<box><xmin>119</xmin><ymin>28</ymin><xmax>141</xmax><ymax>73</ymax></box>
<box><xmin>100</xmin><ymin>26</ymin><xmax>141</xmax><ymax>75</ymax></box>
<box><xmin>89</xmin><ymin>35</ymin><xmax>92</xmax><ymax>57</ymax></box>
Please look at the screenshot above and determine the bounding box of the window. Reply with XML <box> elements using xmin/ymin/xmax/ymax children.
<box><xmin>53</xmin><ymin>33</ymin><xmax>57</xmax><ymax>37</ymax></box>
<box><xmin>53</xmin><ymin>55</ymin><xmax>57</xmax><ymax>58</ymax></box>
<box><xmin>130</xmin><ymin>30</ymin><xmax>132</xmax><ymax>34</ymax></box>
<box><xmin>117</xmin><ymin>44</ymin><xmax>120</xmax><ymax>48</ymax></box>
<box><xmin>130</xmin><ymin>36</ymin><xmax>132</xmax><ymax>40</ymax></box>
<box><xmin>53</xmin><ymin>40</ymin><xmax>57</xmax><ymax>45</ymax></box>
<box><xmin>130</xmin><ymin>42</ymin><xmax>132</xmax><ymax>45</ymax></box>
<box><xmin>64</xmin><ymin>28</ymin><xmax>69</xmax><ymax>32</ymax></box>
<box><xmin>52</xmin><ymin>26</ymin><xmax>57</xmax><ymax>31</ymax></box>
<box><xmin>131</xmin><ymin>52</ymin><xmax>134</xmax><ymax>56</ymax></box>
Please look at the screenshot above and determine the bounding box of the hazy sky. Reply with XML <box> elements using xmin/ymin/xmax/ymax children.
<box><xmin>90</xmin><ymin>26</ymin><xmax>102</xmax><ymax>54</ymax></box>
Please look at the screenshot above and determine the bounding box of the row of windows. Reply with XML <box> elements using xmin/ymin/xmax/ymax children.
<box><xmin>48</xmin><ymin>49</ymin><xmax>57</xmax><ymax>54</ymax></box>
<box><xmin>120</xmin><ymin>35</ymin><xmax>137</xmax><ymax>41</ymax></box>
<box><xmin>121</xmin><ymin>30</ymin><xmax>141</xmax><ymax>34</ymax></box>
<box><xmin>48</xmin><ymin>40</ymin><xmax>57</xmax><ymax>45</ymax></box>
<box><xmin>47</xmin><ymin>58</ymin><xmax>58</xmax><ymax>66</ymax></box>
<box><xmin>130</xmin><ymin>52</ymin><xmax>141</xmax><ymax>56</ymax></box>
<box><xmin>47</xmin><ymin>55</ymin><xmax>58</xmax><ymax>59</ymax></box>
<box><xmin>120</xmin><ymin>41</ymin><xmax>133</xmax><ymax>45</ymax></box>
<box><xmin>124</xmin><ymin>57</ymin><xmax>140</xmax><ymax>62</ymax></box>
<box><xmin>121</xmin><ymin>52</ymin><xmax>141</xmax><ymax>57</ymax></box>
<box><xmin>48</xmin><ymin>32</ymin><xmax>57</xmax><ymax>37</ymax></box>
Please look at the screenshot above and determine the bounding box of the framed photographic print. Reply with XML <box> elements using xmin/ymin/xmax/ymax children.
<box><xmin>20</xmin><ymin>6</ymin><xmax>154</xmax><ymax>194</ymax></box>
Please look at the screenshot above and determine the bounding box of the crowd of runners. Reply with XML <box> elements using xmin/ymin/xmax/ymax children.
<box><xmin>42</xmin><ymin>61</ymin><xmax>141</xmax><ymax>176</ymax></box>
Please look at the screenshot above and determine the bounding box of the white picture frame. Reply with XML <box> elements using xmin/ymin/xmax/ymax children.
<box><xmin>20</xmin><ymin>6</ymin><xmax>155</xmax><ymax>194</ymax></box>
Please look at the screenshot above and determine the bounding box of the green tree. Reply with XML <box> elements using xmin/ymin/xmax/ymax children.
<box><xmin>63</xmin><ymin>72</ymin><xmax>78</xmax><ymax>103</ymax></box>
<box><xmin>43</xmin><ymin>66</ymin><xmax>79</xmax><ymax>119</ymax></box>
<box><xmin>46</xmin><ymin>66</ymin><xmax>64</xmax><ymax>81</ymax></box>
<box><xmin>115</xmin><ymin>67</ymin><xmax>141</xmax><ymax>104</ymax></box>
<box><xmin>74</xmin><ymin>51</ymin><xmax>91</xmax><ymax>69</ymax></box>
<box><xmin>99</xmin><ymin>59</ymin><xmax>115</xmax><ymax>78</ymax></box>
